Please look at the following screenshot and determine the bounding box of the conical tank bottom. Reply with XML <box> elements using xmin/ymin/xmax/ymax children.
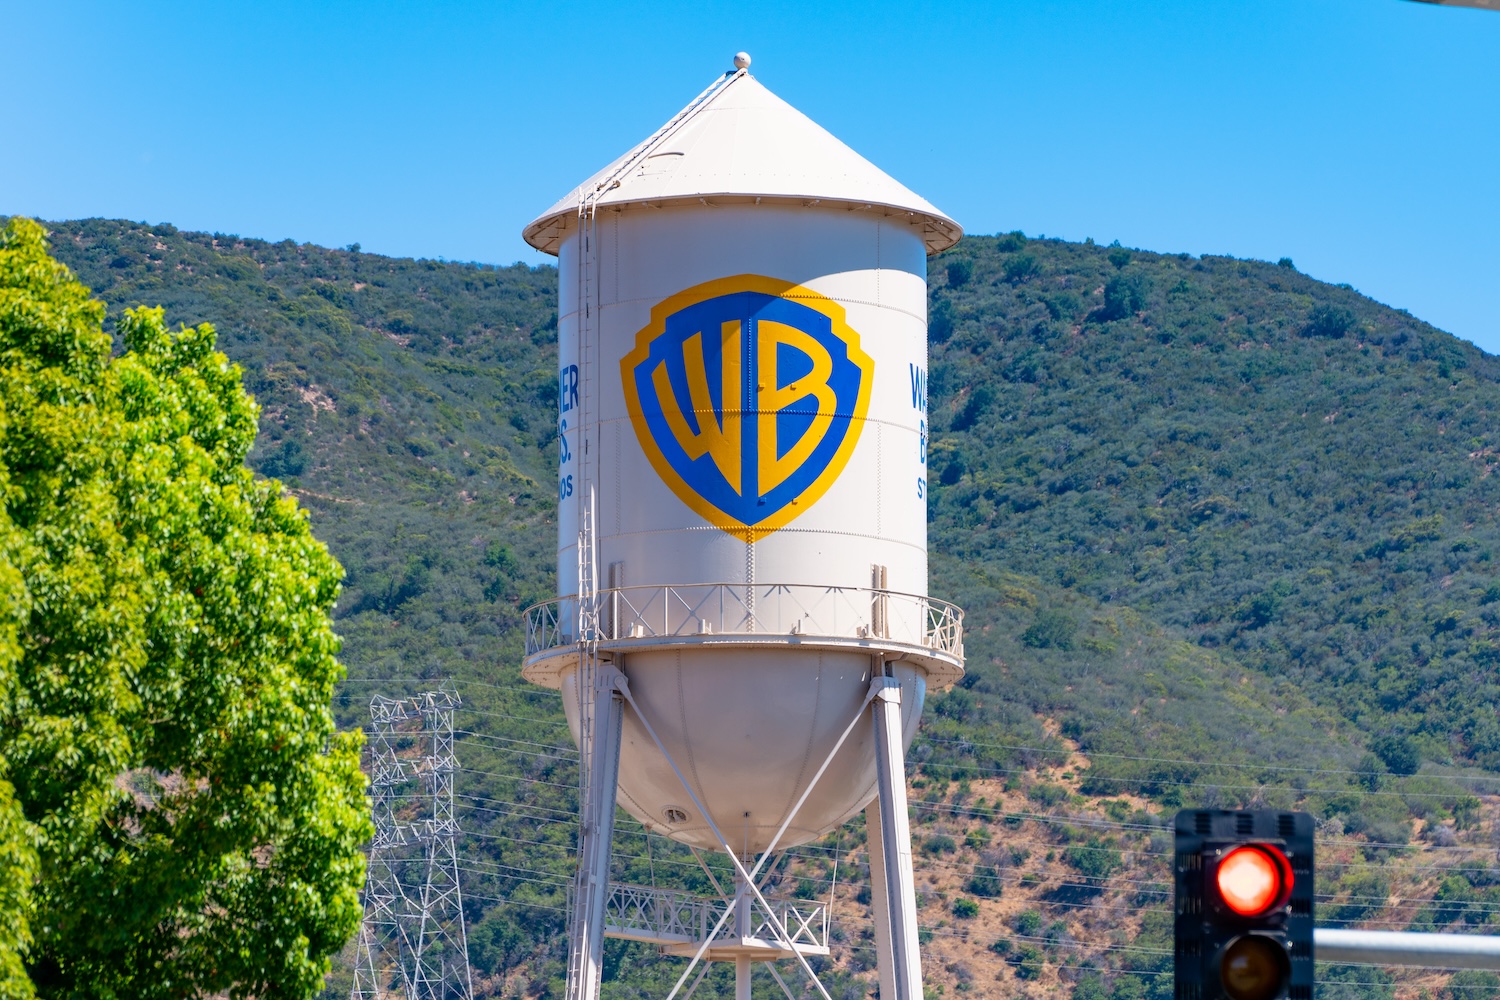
<box><xmin>561</xmin><ymin>649</ymin><xmax>926</xmax><ymax>854</ymax></box>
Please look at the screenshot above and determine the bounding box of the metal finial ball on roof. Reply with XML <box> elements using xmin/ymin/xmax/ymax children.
<box><xmin>733</xmin><ymin>51</ymin><xmax>751</xmax><ymax>70</ymax></box>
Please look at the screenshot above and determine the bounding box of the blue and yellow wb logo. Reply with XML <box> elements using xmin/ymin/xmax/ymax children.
<box><xmin>622</xmin><ymin>275</ymin><xmax>874</xmax><ymax>541</ymax></box>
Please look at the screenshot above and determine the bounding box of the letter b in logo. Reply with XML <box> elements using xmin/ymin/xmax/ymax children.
<box><xmin>622</xmin><ymin>276</ymin><xmax>874</xmax><ymax>541</ymax></box>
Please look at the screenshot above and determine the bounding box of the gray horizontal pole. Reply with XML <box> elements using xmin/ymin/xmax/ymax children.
<box><xmin>1315</xmin><ymin>929</ymin><xmax>1500</xmax><ymax>970</ymax></box>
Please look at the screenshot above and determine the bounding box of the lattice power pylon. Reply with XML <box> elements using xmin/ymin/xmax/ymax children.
<box><xmin>351</xmin><ymin>687</ymin><xmax>473</xmax><ymax>1000</ymax></box>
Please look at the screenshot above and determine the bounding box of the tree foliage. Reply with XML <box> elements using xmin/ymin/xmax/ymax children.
<box><xmin>0</xmin><ymin>218</ymin><xmax>369</xmax><ymax>999</ymax></box>
<box><xmin>1020</xmin><ymin>609</ymin><xmax>1076</xmax><ymax>650</ymax></box>
<box><xmin>1372</xmin><ymin>734</ymin><xmax>1421</xmax><ymax>776</ymax></box>
<box><xmin>1099</xmin><ymin>271</ymin><xmax>1149</xmax><ymax>320</ymax></box>
<box><xmin>1303</xmin><ymin>304</ymin><xmax>1355</xmax><ymax>339</ymax></box>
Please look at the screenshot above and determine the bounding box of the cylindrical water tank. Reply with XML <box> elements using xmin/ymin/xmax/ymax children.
<box><xmin>522</xmin><ymin>66</ymin><xmax>964</xmax><ymax>854</ymax></box>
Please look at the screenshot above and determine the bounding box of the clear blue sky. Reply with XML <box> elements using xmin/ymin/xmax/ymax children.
<box><xmin>4</xmin><ymin>1</ymin><xmax>1497</xmax><ymax>351</ymax></box>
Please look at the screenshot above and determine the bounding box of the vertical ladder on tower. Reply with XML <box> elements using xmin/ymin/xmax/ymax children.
<box><xmin>573</xmin><ymin>192</ymin><xmax>601</xmax><ymax>642</ymax></box>
<box><xmin>565</xmin><ymin>196</ymin><xmax>605</xmax><ymax>1000</ymax></box>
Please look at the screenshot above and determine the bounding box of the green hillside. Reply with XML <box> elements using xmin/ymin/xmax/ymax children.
<box><xmin>925</xmin><ymin>235</ymin><xmax>1500</xmax><ymax>776</ymax></box>
<box><xmin>24</xmin><ymin>217</ymin><xmax>1500</xmax><ymax>999</ymax></box>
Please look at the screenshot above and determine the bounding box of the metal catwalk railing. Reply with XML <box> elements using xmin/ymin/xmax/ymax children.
<box><xmin>602</xmin><ymin>882</ymin><xmax>830</xmax><ymax>953</ymax></box>
<box><xmin>525</xmin><ymin>583</ymin><xmax>964</xmax><ymax>659</ymax></box>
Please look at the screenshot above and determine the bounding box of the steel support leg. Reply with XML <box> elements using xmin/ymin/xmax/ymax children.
<box><xmin>735</xmin><ymin>865</ymin><xmax>753</xmax><ymax>1000</ymax></box>
<box><xmin>567</xmin><ymin>665</ymin><xmax>625</xmax><ymax>1000</ymax></box>
<box><xmin>866</xmin><ymin>794</ymin><xmax>896</xmax><ymax>1000</ymax></box>
<box><xmin>868</xmin><ymin>676</ymin><xmax>923</xmax><ymax>1000</ymax></box>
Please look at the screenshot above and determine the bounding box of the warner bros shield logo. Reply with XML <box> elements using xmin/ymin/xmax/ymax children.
<box><xmin>621</xmin><ymin>275</ymin><xmax>875</xmax><ymax>542</ymax></box>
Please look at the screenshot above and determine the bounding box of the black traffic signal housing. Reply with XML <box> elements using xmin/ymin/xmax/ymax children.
<box><xmin>1175</xmin><ymin>810</ymin><xmax>1314</xmax><ymax>1000</ymax></box>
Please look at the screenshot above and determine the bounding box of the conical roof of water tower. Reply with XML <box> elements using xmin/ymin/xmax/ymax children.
<box><xmin>522</xmin><ymin>67</ymin><xmax>962</xmax><ymax>256</ymax></box>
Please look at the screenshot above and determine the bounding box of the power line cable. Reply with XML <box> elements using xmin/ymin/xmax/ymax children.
<box><xmin>919</xmin><ymin>735</ymin><xmax>1500</xmax><ymax>785</ymax></box>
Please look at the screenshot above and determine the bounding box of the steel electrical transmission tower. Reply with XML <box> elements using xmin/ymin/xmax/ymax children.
<box><xmin>351</xmin><ymin>688</ymin><xmax>474</xmax><ymax>1000</ymax></box>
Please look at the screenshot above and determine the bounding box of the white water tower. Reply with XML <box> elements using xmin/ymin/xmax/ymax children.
<box><xmin>521</xmin><ymin>55</ymin><xmax>964</xmax><ymax>1000</ymax></box>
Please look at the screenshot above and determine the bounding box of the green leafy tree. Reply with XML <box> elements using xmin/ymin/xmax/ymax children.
<box><xmin>1003</xmin><ymin>253</ymin><xmax>1041</xmax><ymax>285</ymax></box>
<box><xmin>1073</xmin><ymin>974</ymin><xmax>1108</xmax><ymax>1000</ymax></box>
<box><xmin>1445</xmin><ymin>970</ymin><xmax>1500</xmax><ymax>1000</ymax></box>
<box><xmin>1064</xmin><ymin>838</ymin><xmax>1123</xmax><ymax>881</ymax></box>
<box><xmin>1010</xmin><ymin>943</ymin><xmax>1044</xmax><ymax>980</ymax></box>
<box><xmin>945</xmin><ymin>258</ymin><xmax>973</xmax><ymax>288</ymax></box>
<box><xmin>1099</xmin><ymin>272</ymin><xmax>1149</xmax><ymax>320</ymax></box>
<box><xmin>0</xmin><ymin>218</ymin><xmax>369</xmax><ymax>999</ymax></box>
<box><xmin>951</xmin><ymin>897</ymin><xmax>979</xmax><ymax>918</ymax></box>
<box><xmin>1021</xmin><ymin>609</ymin><xmax>1077</xmax><ymax>651</ymax></box>
<box><xmin>1</xmin><ymin>462</ymin><xmax>36</xmax><ymax>998</ymax></box>
<box><xmin>1372</xmin><ymin>733</ymin><xmax>1420</xmax><ymax>776</ymax></box>
<box><xmin>1357</xmin><ymin>752</ymin><xmax>1387</xmax><ymax>792</ymax></box>
<box><xmin>929</xmin><ymin>295</ymin><xmax>954</xmax><ymax>343</ymax></box>
<box><xmin>1013</xmin><ymin>909</ymin><xmax>1043</xmax><ymax>936</ymax></box>
<box><xmin>1318</xmin><ymin>964</ymin><xmax>1395</xmax><ymax>1000</ymax></box>
<box><xmin>965</xmin><ymin>865</ymin><xmax>1003</xmax><ymax>898</ymax></box>
<box><xmin>1302</xmin><ymin>303</ymin><xmax>1355</xmax><ymax>339</ymax></box>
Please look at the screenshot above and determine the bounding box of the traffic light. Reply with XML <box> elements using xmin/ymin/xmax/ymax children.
<box><xmin>1174</xmin><ymin>810</ymin><xmax>1314</xmax><ymax>1000</ymax></box>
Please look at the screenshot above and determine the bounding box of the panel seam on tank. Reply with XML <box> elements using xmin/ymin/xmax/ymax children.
<box><xmin>675</xmin><ymin>650</ymin><xmax>708</xmax><ymax>822</ymax></box>
<box><xmin>597</xmin><ymin>289</ymin><xmax>927</xmax><ymax>307</ymax></box>
<box><xmin>594</xmin><ymin>527</ymin><xmax>927</xmax><ymax>548</ymax></box>
<box><xmin>745</xmin><ymin>539</ymin><xmax>755</xmax><ymax>615</ymax></box>
<box><xmin>593</xmin><ymin>415</ymin><xmax>925</xmax><ymax>433</ymax></box>
<box><xmin>618</xmin><ymin>784</ymin><xmax>657</xmax><ymax>833</ymax></box>
<box><xmin>804</xmin><ymin>297</ymin><xmax>925</xmax><ymax>324</ymax></box>
<box><xmin>576</xmin><ymin>197</ymin><xmax>945</xmax><ymax>232</ymax></box>
<box><xmin>595</xmin><ymin>293</ymin><xmax>928</xmax><ymax>326</ymax></box>
<box><xmin>744</xmin><ymin>306</ymin><xmax>756</xmax><ymax>611</ymax></box>
<box><xmin>777</xmin><ymin>652</ymin><xmax>822</xmax><ymax>831</ymax></box>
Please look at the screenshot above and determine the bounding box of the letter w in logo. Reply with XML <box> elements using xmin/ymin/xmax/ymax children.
<box><xmin>622</xmin><ymin>275</ymin><xmax>874</xmax><ymax>541</ymax></box>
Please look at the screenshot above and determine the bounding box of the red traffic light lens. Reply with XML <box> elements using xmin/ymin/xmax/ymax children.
<box><xmin>1219</xmin><ymin>934</ymin><xmax>1292</xmax><ymax>1000</ymax></box>
<box><xmin>1216</xmin><ymin>845</ymin><xmax>1292</xmax><ymax>917</ymax></box>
